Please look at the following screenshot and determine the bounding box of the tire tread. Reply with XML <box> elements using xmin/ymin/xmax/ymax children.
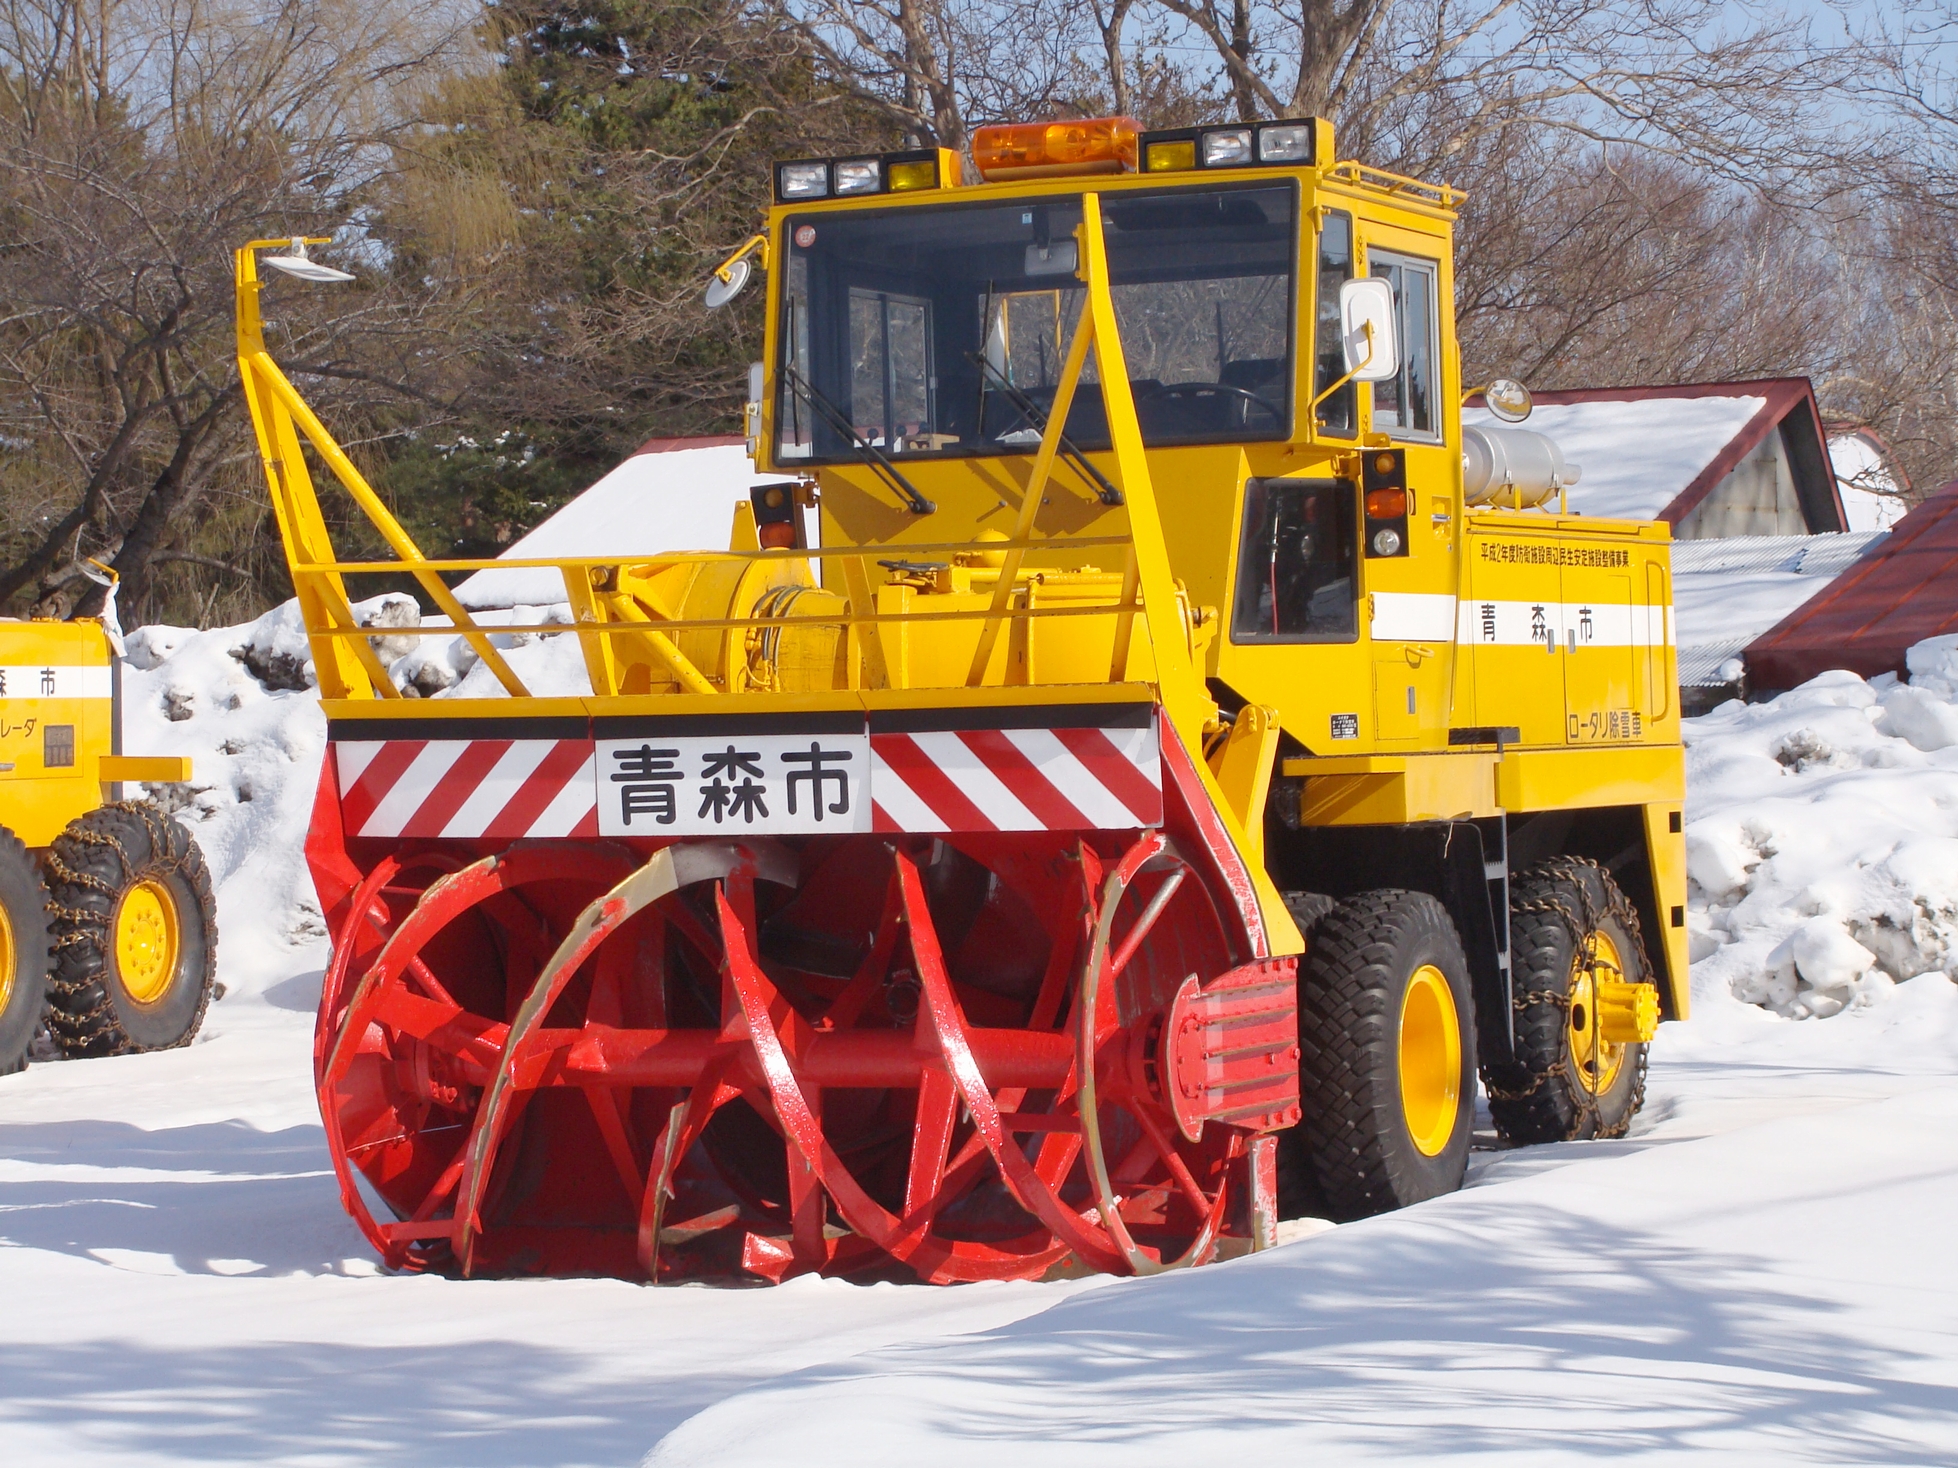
<box><xmin>43</xmin><ymin>802</ymin><xmax>217</xmax><ymax>1057</ymax></box>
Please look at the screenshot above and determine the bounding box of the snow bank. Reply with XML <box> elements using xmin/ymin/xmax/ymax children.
<box><xmin>1684</xmin><ymin>634</ymin><xmax>1958</xmax><ymax>1018</ymax></box>
<box><xmin>453</xmin><ymin>440</ymin><xmax>794</xmax><ymax>610</ymax></box>
<box><xmin>116</xmin><ymin>618</ymin><xmax>332</xmax><ymax>1002</ymax></box>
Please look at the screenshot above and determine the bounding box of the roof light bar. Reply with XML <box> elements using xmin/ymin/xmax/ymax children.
<box><xmin>970</xmin><ymin>116</ymin><xmax>1140</xmax><ymax>182</ymax></box>
<box><xmin>1141</xmin><ymin>118</ymin><xmax>1323</xmax><ymax>174</ymax></box>
<box><xmin>774</xmin><ymin>149</ymin><xmax>959</xmax><ymax>204</ymax></box>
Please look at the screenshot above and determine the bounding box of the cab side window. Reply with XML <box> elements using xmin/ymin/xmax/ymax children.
<box><xmin>1367</xmin><ymin>250</ymin><xmax>1439</xmax><ymax>440</ymax></box>
<box><xmin>1231</xmin><ymin>478</ymin><xmax>1358</xmax><ymax>643</ymax></box>
<box><xmin>1312</xmin><ymin>212</ymin><xmax>1355</xmax><ymax>436</ymax></box>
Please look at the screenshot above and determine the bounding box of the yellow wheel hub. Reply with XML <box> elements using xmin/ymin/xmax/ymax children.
<box><xmin>0</xmin><ymin>900</ymin><xmax>14</xmax><ymax>1015</ymax></box>
<box><xmin>115</xmin><ymin>879</ymin><xmax>180</xmax><ymax>1006</ymax></box>
<box><xmin>1568</xmin><ymin>927</ymin><xmax>1628</xmax><ymax>1094</ymax></box>
<box><xmin>1399</xmin><ymin>964</ymin><xmax>1462</xmax><ymax>1157</ymax></box>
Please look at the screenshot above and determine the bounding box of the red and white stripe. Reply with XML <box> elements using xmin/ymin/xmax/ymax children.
<box><xmin>870</xmin><ymin>723</ymin><xmax>1161</xmax><ymax>832</ymax></box>
<box><xmin>335</xmin><ymin>739</ymin><xmax>597</xmax><ymax>840</ymax></box>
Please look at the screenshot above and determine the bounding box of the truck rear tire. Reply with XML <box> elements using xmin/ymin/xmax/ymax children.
<box><xmin>1293</xmin><ymin>888</ymin><xmax>1476</xmax><ymax>1221</ymax></box>
<box><xmin>1484</xmin><ymin>857</ymin><xmax>1649</xmax><ymax>1144</ymax></box>
<box><xmin>44</xmin><ymin>803</ymin><xmax>217</xmax><ymax>1057</ymax></box>
<box><xmin>0</xmin><ymin>827</ymin><xmax>52</xmax><ymax>1076</ymax></box>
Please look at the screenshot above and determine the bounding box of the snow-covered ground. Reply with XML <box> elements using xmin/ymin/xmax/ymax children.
<box><xmin>3</xmin><ymin>610</ymin><xmax>1956</xmax><ymax>1465</ymax></box>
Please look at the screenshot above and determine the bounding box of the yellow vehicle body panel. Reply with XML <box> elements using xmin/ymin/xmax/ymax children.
<box><xmin>0</xmin><ymin>619</ymin><xmax>128</xmax><ymax>849</ymax></box>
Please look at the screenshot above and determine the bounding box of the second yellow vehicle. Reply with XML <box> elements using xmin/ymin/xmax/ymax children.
<box><xmin>0</xmin><ymin>585</ymin><xmax>217</xmax><ymax>1076</ymax></box>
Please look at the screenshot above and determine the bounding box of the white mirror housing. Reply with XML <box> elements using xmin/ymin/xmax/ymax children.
<box><xmin>1338</xmin><ymin>278</ymin><xmax>1399</xmax><ymax>382</ymax></box>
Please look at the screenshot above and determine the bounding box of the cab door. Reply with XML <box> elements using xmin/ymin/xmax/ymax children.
<box><xmin>1561</xmin><ymin>550</ymin><xmax>1640</xmax><ymax>744</ymax></box>
<box><xmin>1352</xmin><ymin>218</ymin><xmax>1457</xmax><ymax>748</ymax></box>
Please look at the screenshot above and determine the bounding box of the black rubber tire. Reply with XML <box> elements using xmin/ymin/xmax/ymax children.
<box><xmin>1281</xmin><ymin>890</ymin><xmax>1337</xmax><ymax>935</ymax></box>
<box><xmin>0</xmin><ymin>826</ymin><xmax>52</xmax><ymax>1076</ymax></box>
<box><xmin>44</xmin><ymin>803</ymin><xmax>217</xmax><ymax>1057</ymax></box>
<box><xmin>1274</xmin><ymin>890</ymin><xmax>1338</xmax><ymax>1217</ymax></box>
<box><xmin>1292</xmin><ymin>888</ymin><xmax>1476</xmax><ymax>1221</ymax></box>
<box><xmin>1483</xmin><ymin>857</ymin><xmax>1649</xmax><ymax>1145</ymax></box>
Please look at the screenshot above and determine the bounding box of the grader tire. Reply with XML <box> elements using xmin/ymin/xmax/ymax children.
<box><xmin>44</xmin><ymin>803</ymin><xmax>217</xmax><ymax>1057</ymax></box>
<box><xmin>1294</xmin><ymin>889</ymin><xmax>1476</xmax><ymax>1222</ymax></box>
<box><xmin>0</xmin><ymin>827</ymin><xmax>52</xmax><ymax>1076</ymax></box>
<box><xmin>1485</xmin><ymin>857</ymin><xmax>1649</xmax><ymax>1145</ymax></box>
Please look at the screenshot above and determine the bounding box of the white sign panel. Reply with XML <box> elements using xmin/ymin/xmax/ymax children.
<box><xmin>0</xmin><ymin>665</ymin><xmax>113</xmax><ymax>700</ymax></box>
<box><xmin>595</xmin><ymin>733</ymin><xmax>871</xmax><ymax>836</ymax></box>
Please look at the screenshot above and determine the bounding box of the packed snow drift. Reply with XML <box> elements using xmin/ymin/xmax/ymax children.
<box><xmin>1685</xmin><ymin>635</ymin><xmax>1958</xmax><ymax>1018</ymax></box>
<box><xmin>0</xmin><ymin>599</ymin><xmax>1953</xmax><ymax>1465</ymax></box>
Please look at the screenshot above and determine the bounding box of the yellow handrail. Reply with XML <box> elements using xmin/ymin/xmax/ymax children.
<box><xmin>289</xmin><ymin>598</ymin><xmax>1158</xmax><ymax>639</ymax></box>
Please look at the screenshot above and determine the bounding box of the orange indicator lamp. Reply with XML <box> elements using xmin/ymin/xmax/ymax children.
<box><xmin>971</xmin><ymin>116</ymin><xmax>1140</xmax><ymax>181</ymax></box>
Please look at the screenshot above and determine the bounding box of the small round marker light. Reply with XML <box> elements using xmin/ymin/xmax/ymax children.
<box><xmin>1372</xmin><ymin>527</ymin><xmax>1403</xmax><ymax>556</ymax></box>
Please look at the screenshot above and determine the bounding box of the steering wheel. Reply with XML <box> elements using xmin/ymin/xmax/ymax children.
<box><xmin>1159</xmin><ymin>381</ymin><xmax>1284</xmax><ymax>428</ymax></box>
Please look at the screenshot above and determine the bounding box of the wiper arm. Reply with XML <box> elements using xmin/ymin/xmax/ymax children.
<box><xmin>968</xmin><ymin>353</ymin><xmax>1123</xmax><ymax>507</ymax></box>
<box><xmin>780</xmin><ymin>364</ymin><xmax>935</xmax><ymax>515</ymax></box>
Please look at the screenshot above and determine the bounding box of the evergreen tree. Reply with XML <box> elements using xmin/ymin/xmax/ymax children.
<box><xmin>376</xmin><ymin>0</ymin><xmax>880</xmax><ymax>559</ymax></box>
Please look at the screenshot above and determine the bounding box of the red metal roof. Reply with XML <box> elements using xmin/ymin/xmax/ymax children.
<box><xmin>631</xmin><ymin>433</ymin><xmax>744</xmax><ymax>455</ymax></box>
<box><xmin>1745</xmin><ymin>479</ymin><xmax>1958</xmax><ymax>689</ymax></box>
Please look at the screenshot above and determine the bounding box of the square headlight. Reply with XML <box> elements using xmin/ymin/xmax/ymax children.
<box><xmin>833</xmin><ymin>159</ymin><xmax>883</xmax><ymax>195</ymax></box>
<box><xmin>777</xmin><ymin>161</ymin><xmax>830</xmax><ymax>199</ymax></box>
<box><xmin>1200</xmin><ymin>128</ymin><xmax>1253</xmax><ymax>167</ymax></box>
<box><xmin>1258</xmin><ymin>123</ymin><xmax>1313</xmax><ymax>163</ymax></box>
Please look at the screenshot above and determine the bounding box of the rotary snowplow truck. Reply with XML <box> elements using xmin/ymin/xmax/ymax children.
<box><xmin>239</xmin><ymin>113</ymin><xmax>1686</xmax><ymax>1284</ymax></box>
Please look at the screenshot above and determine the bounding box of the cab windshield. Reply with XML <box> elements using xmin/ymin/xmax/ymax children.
<box><xmin>776</xmin><ymin>182</ymin><xmax>1296</xmax><ymax>462</ymax></box>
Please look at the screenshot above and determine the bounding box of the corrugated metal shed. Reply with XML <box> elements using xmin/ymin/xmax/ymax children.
<box><xmin>1746</xmin><ymin>481</ymin><xmax>1958</xmax><ymax>690</ymax></box>
<box><xmin>1673</xmin><ymin>531</ymin><xmax>1888</xmax><ymax>690</ymax></box>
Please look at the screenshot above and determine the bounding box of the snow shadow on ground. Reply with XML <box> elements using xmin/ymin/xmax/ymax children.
<box><xmin>260</xmin><ymin>967</ymin><xmax>326</xmax><ymax>1013</ymax></box>
<box><xmin>652</xmin><ymin>1185</ymin><xmax>1958</xmax><ymax>1465</ymax></box>
<box><xmin>0</xmin><ymin>1119</ymin><xmax>362</xmax><ymax>1276</ymax></box>
<box><xmin>0</xmin><ymin>1337</ymin><xmax>684</xmax><ymax>1466</ymax></box>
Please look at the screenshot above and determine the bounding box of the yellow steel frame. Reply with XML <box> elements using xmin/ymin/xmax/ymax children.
<box><xmin>234</xmin><ymin>213</ymin><xmax>1211</xmax><ymax>723</ymax></box>
<box><xmin>233</xmin><ymin>222</ymin><xmax>1297</xmax><ymax>946</ymax></box>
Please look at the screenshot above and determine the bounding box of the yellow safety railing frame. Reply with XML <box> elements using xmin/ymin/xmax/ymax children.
<box><xmin>233</xmin><ymin>209</ymin><xmax>1208</xmax><ymax>748</ymax></box>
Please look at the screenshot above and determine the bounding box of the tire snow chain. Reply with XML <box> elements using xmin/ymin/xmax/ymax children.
<box><xmin>44</xmin><ymin>805</ymin><xmax>197</xmax><ymax>959</ymax></box>
<box><xmin>1501</xmin><ymin>856</ymin><xmax>1650</xmax><ymax>1138</ymax></box>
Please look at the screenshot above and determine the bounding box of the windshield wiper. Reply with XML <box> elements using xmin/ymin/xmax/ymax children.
<box><xmin>780</xmin><ymin>364</ymin><xmax>935</xmax><ymax>515</ymax></box>
<box><xmin>968</xmin><ymin>353</ymin><xmax>1123</xmax><ymax>507</ymax></box>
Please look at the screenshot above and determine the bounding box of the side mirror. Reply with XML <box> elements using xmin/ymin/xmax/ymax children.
<box><xmin>704</xmin><ymin>255</ymin><xmax>753</xmax><ymax>309</ymax></box>
<box><xmin>1475</xmin><ymin>378</ymin><xmax>1533</xmax><ymax>423</ymax></box>
<box><xmin>1338</xmin><ymin>278</ymin><xmax>1399</xmax><ymax>382</ymax></box>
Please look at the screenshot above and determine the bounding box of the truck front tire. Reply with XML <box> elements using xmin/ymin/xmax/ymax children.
<box><xmin>44</xmin><ymin>803</ymin><xmax>217</xmax><ymax>1057</ymax></box>
<box><xmin>0</xmin><ymin>827</ymin><xmax>51</xmax><ymax>1076</ymax></box>
<box><xmin>1292</xmin><ymin>888</ymin><xmax>1476</xmax><ymax>1221</ymax></box>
